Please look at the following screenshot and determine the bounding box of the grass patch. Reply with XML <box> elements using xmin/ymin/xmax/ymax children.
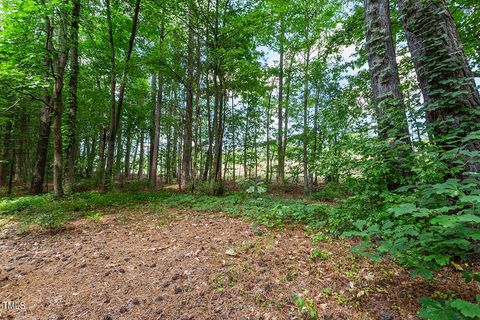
<box><xmin>0</xmin><ymin>189</ymin><xmax>334</xmax><ymax>231</ymax></box>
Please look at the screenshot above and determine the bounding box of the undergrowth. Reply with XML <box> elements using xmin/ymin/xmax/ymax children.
<box><xmin>0</xmin><ymin>189</ymin><xmax>334</xmax><ymax>231</ymax></box>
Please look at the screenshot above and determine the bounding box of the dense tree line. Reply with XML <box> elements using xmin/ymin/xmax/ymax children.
<box><xmin>0</xmin><ymin>0</ymin><xmax>478</xmax><ymax>197</ymax></box>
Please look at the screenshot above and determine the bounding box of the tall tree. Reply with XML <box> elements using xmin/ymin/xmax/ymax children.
<box><xmin>65</xmin><ymin>0</ymin><xmax>81</xmax><ymax>192</ymax></box>
<box><xmin>31</xmin><ymin>14</ymin><xmax>53</xmax><ymax>195</ymax></box>
<box><xmin>276</xmin><ymin>18</ymin><xmax>285</xmax><ymax>185</ymax></box>
<box><xmin>364</xmin><ymin>0</ymin><xmax>411</xmax><ymax>187</ymax></box>
<box><xmin>51</xmin><ymin>1</ymin><xmax>70</xmax><ymax>198</ymax></box>
<box><xmin>398</xmin><ymin>0</ymin><xmax>480</xmax><ymax>174</ymax></box>
<box><xmin>181</xmin><ymin>8</ymin><xmax>195</xmax><ymax>190</ymax></box>
<box><xmin>104</xmin><ymin>0</ymin><xmax>141</xmax><ymax>190</ymax></box>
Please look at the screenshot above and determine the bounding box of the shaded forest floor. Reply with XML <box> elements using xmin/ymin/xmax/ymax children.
<box><xmin>0</xmin><ymin>189</ymin><xmax>478</xmax><ymax>320</ymax></box>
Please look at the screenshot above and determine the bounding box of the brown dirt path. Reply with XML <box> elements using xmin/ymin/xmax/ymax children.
<box><xmin>0</xmin><ymin>208</ymin><xmax>476</xmax><ymax>320</ymax></box>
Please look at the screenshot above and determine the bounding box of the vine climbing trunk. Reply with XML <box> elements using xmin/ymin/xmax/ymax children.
<box><xmin>398</xmin><ymin>0</ymin><xmax>480</xmax><ymax>175</ymax></box>
<box><xmin>398</xmin><ymin>0</ymin><xmax>480</xmax><ymax>173</ymax></box>
<box><xmin>364</xmin><ymin>0</ymin><xmax>412</xmax><ymax>187</ymax></box>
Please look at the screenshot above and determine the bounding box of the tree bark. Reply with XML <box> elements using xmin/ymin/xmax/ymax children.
<box><xmin>14</xmin><ymin>106</ymin><xmax>28</xmax><ymax>184</ymax></box>
<box><xmin>276</xmin><ymin>19</ymin><xmax>285</xmax><ymax>185</ymax></box>
<box><xmin>150</xmin><ymin>71</ymin><xmax>163</xmax><ymax>187</ymax></box>
<box><xmin>266</xmin><ymin>77</ymin><xmax>274</xmax><ymax>183</ymax></box>
<box><xmin>124</xmin><ymin>123</ymin><xmax>132</xmax><ymax>179</ymax></box>
<box><xmin>104</xmin><ymin>0</ymin><xmax>141</xmax><ymax>190</ymax></box>
<box><xmin>181</xmin><ymin>8</ymin><xmax>195</xmax><ymax>190</ymax></box>
<box><xmin>398</xmin><ymin>0</ymin><xmax>480</xmax><ymax>174</ymax></box>
<box><xmin>365</xmin><ymin>0</ymin><xmax>410</xmax><ymax>142</ymax></box>
<box><xmin>31</xmin><ymin>15</ymin><xmax>53</xmax><ymax>195</ymax></box>
<box><xmin>302</xmin><ymin>44</ymin><xmax>311</xmax><ymax>194</ymax></box>
<box><xmin>65</xmin><ymin>0</ymin><xmax>81</xmax><ymax>192</ymax></box>
<box><xmin>51</xmin><ymin>3</ymin><xmax>70</xmax><ymax>198</ymax></box>
<box><xmin>202</xmin><ymin>64</ymin><xmax>213</xmax><ymax>180</ymax></box>
<box><xmin>0</xmin><ymin>120</ymin><xmax>13</xmax><ymax>186</ymax></box>
<box><xmin>137</xmin><ymin>130</ymin><xmax>145</xmax><ymax>179</ymax></box>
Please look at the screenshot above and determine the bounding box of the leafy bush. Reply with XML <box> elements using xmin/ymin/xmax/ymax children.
<box><xmin>342</xmin><ymin>178</ymin><xmax>480</xmax><ymax>278</ymax></box>
<box><xmin>312</xmin><ymin>182</ymin><xmax>350</xmax><ymax>201</ymax></box>
<box><xmin>238</xmin><ymin>178</ymin><xmax>266</xmax><ymax>196</ymax></box>
<box><xmin>418</xmin><ymin>296</ymin><xmax>480</xmax><ymax>320</ymax></box>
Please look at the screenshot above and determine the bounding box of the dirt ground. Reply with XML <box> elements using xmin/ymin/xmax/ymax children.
<box><xmin>0</xmin><ymin>207</ymin><xmax>478</xmax><ymax>320</ymax></box>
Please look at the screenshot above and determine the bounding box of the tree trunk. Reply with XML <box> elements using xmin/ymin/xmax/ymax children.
<box><xmin>151</xmin><ymin>65</ymin><xmax>164</xmax><ymax>188</ymax></box>
<box><xmin>181</xmin><ymin>8</ymin><xmax>195</xmax><ymax>190</ymax></box>
<box><xmin>137</xmin><ymin>130</ymin><xmax>145</xmax><ymax>179</ymax></box>
<box><xmin>365</xmin><ymin>0</ymin><xmax>412</xmax><ymax>188</ymax></box>
<box><xmin>277</xmin><ymin>20</ymin><xmax>285</xmax><ymax>185</ymax></box>
<box><xmin>202</xmin><ymin>64</ymin><xmax>213</xmax><ymax>180</ymax></box>
<box><xmin>14</xmin><ymin>106</ymin><xmax>28</xmax><ymax>184</ymax></box>
<box><xmin>243</xmin><ymin>102</ymin><xmax>248</xmax><ymax>178</ymax></box>
<box><xmin>124</xmin><ymin>123</ymin><xmax>132</xmax><ymax>179</ymax></box>
<box><xmin>398</xmin><ymin>0</ymin><xmax>480</xmax><ymax>174</ymax></box>
<box><xmin>31</xmin><ymin>15</ymin><xmax>53</xmax><ymax>195</ymax></box>
<box><xmin>0</xmin><ymin>120</ymin><xmax>13</xmax><ymax>186</ymax></box>
<box><xmin>365</xmin><ymin>0</ymin><xmax>410</xmax><ymax>141</ymax></box>
<box><xmin>104</xmin><ymin>0</ymin><xmax>141</xmax><ymax>190</ymax></box>
<box><xmin>86</xmin><ymin>135</ymin><xmax>97</xmax><ymax>178</ymax></box>
<box><xmin>193</xmin><ymin>33</ymin><xmax>202</xmax><ymax>183</ymax></box>
<box><xmin>266</xmin><ymin>78</ymin><xmax>274</xmax><ymax>183</ymax></box>
<box><xmin>65</xmin><ymin>0</ymin><xmax>81</xmax><ymax>192</ymax></box>
<box><xmin>302</xmin><ymin>45</ymin><xmax>311</xmax><ymax>194</ymax></box>
<box><xmin>312</xmin><ymin>82</ymin><xmax>320</xmax><ymax>186</ymax></box>
<box><xmin>165</xmin><ymin>95</ymin><xmax>173</xmax><ymax>184</ymax></box>
<box><xmin>52</xmin><ymin>4</ymin><xmax>70</xmax><ymax>198</ymax></box>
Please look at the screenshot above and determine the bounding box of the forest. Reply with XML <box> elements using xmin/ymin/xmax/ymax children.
<box><xmin>0</xmin><ymin>0</ymin><xmax>479</xmax><ymax>319</ymax></box>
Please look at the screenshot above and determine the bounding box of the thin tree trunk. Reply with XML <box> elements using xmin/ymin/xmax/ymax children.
<box><xmin>313</xmin><ymin>83</ymin><xmax>320</xmax><ymax>186</ymax></box>
<box><xmin>165</xmin><ymin>95</ymin><xmax>173</xmax><ymax>184</ymax></box>
<box><xmin>65</xmin><ymin>0</ymin><xmax>81</xmax><ymax>192</ymax></box>
<box><xmin>7</xmin><ymin>146</ymin><xmax>15</xmax><ymax>195</ymax></box>
<box><xmin>277</xmin><ymin>19</ymin><xmax>285</xmax><ymax>185</ymax></box>
<box><xmin>137</xmin><ymin>130</ymin><xmax>145</xmax><ymax>179</ymax></box>
<box><xmin>103</xmin><ymin>0</ymin><xmax>116</xmax><ymax>189</ymax></box>
<box><xmin>150</xmin><ymin>67</ymin><xmax>163</xmax><ymax>188</ymax></box>
<box><xmin>302</xmin><ymin>46</ymin><xmax>311</xmax><ymax>194</ymax></box>
<box><xmin>52</xmin><ymin>4</ymin><xmax>70</xmax><ymax>198</ymax></box>
<box><xmin>124</xmin><ymin>123</ymin><xmax>132</xmax><ymax>179</ymax></box>
<box><xmin>86</xmin><ymin>135</ymin><xmax>97</xmax><ymax>178</ymax></box>
<box><xmin>0</xmin><ymin>120</ymin><xmax>13</xmax><ymax>186</ymax></box>
<box><xmin>231</xmin><ymin>93</ymin><xmax>236</xmax><ymax>183</ymax></box>
<box><xmin>203</xmin><ymin>64</ymin><xmax>213</xmax><ymax>180</ymax></box>
<box><xmin>243</xmin><ymin>102</ymin><xmax>248</xmax><ymax>178</ymax></box>
<box><xmin>31</xmin><ymin>15</ymin><xmax>53</xmax><ymax>195</ymax></box>
<box><xmin>193</xmin><ymin>34</ymin><xmax>202</xmax><ymax>184</ymax></box>
<box><xmin>181</xmin><ymin>8</ymin><xmax>195</xmax><ymax>190</ymax></box>
<box><xmin>14</xmin><ymin>106</ymin><xmax>28</xmax><ymax>184</ymax></box>
<box><xmin>266</xmin><ymin>78</ymin><xmax>274</xmax><ymax>183</ymax></box>
<box><xmin>283</xmin><ymin>54</ymin><xmax>293</xmax><ymax>172</ymax></box>
<box><xmin>104</xmin><ymin>0</ymin><xmax>141</xmax><ymax>190</ymax></box>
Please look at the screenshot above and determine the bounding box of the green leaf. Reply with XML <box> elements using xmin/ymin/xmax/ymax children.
<box><xmin>450</xmin><ymin>299</ymin><xmax>480</xmax><ymax>318</ymax></box>
<box><xmin>412</xmin><ymin>208</ymin><xmax>431</xmax><ymax>218</ymax></box>
<box><xmin>430</xmin><ymin>214</ymin><xmax>480</xmax><ymax>227</ymax></box>
<box><xmin>460</xmin><ymin>195</ymin><xmax>480</xmax><ymax>204</ymax></box>
<box><xmin>389</xmin><ymin>203</ymin><xmax>417</xmax><ymax>217</ymax></box>
<box><xmin>418</xmin><ymin>298</ymin><xmax>464</xmax><ymax>320</ymax></box>
<box><xmin>353</xmin><ymin>219</ymin><xmax>366</xmax><ymax>231</ymax></box>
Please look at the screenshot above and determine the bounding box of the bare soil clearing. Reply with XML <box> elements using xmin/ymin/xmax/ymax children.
<box><xmin>0</xmin><ymin>207</ymin><xmax>476</xmax><ymax>320</ymax></box>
